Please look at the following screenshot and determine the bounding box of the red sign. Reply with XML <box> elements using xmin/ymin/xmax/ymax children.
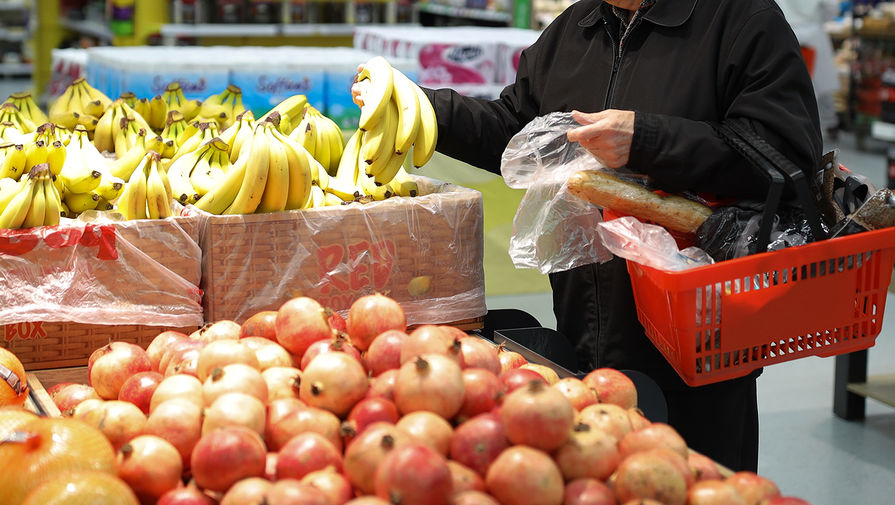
<box><xmin>315</xmin><ymin>239</ymin><xmax>396</xmax><ymax>308</ymax></box>
<box><xmin>0</xmin><ymin>224</ymin><xmax>118</xmax><ymax>260</ymax></box>
<box><xmin>3</xmin><ymin>321</ymin><xmax>46</xmax><ymax>342</ymax></box>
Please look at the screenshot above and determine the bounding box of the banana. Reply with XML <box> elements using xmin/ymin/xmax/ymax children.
<box><xmin>22</xmin><ymin>168</ymin><xmax>47</xmax><ymax>228</ymax></box>
<box><xmin>412</xmin><ymin>84</ymin><xmax>438</xmax><ymax>168</ymax></box>
<box><xmin>46</xmin><ymin>140</ymin><xmax>66</xmax><ymax>177</ymax></box>
<box><xmin>0</xmin><ymin>121</ymin><xmax>23</xmax><ymax>142</ymax></box>
<box><xmin>292</xmin><ymin>114</ymin><xmax>317</xmax><ymax>155</ymax></box>
<box><xmin>80</xmin><ymin>79</ymin><xmax>112</xmax><ymax>111</ymax></box>
<box><xmin>391</xmin><ymin>69</ymin><xmax>422</xmax><ymax>156</ymax></box>
<box><xmin>224</xmin><ymin>124</ymin><xmax>270</xmax><ymax>214</ymax></box>
<box><xmin>320</xmin><ymin>113</ymin><xmax>345</xmax><ymax>176</ymax></box>
<box><xmin>193</xmin><ymin>147</ymin><xmax>249</xmax><ymax>214</ymax></box>
<box><xmin>0</xmin><ymin>171</ymin><xmax>35</xmax><ymax>229</ymax></box>
<box><xmin>96</xmin><ymin>175</ymin><xmax>125</xmax><ymax>201</ymax></box>
<box><xmin>24</xmin><ymin>140</ymin><xmax>48</xmax><ymax>175</ymax></box>
<box><xmin>309</xmin><ymin>184</ymin><xmax>326</xmax><ymax>208</ymax></box>
<box><xmin>0</xmin><ymin>177</ymin><xmax>20</xmax><ymax>211</ymax></box>
<box><xmin>166</xmin><ymin>150</ymin><xmax>202</xmax><ymax>205</ymax></box>
<box><xmin>63</xmin><ymin>190</ymin><xmax>100</xmax><ymax>215</ymax></box>
<box><xmin>355</xmin><ymin>56</ymin><xmax>395</xmax><ymax>131</ymax></box>
<box><xmin>170</xmin><ymin>122</ymin><xmax>219</xmax><ymax>165</ymax></box>
<box><xmin>334</xmin><ymin>129</ymin><xmax>362</xmax><ymax>185</ymax></box>
<box><xmin>118</xmin><ymin>153</ymin><xmax>150</xmax><ymax>220</ymax></box>
<box><xmin>278</xmin><ymin>112</ymin><xmax>294</xmax><ymax>136</ymax></box>
<box><xmin>373</xmin><ymin>149</ymin><xmax>409</xmax><ymax>186</ymax></box>
<box><xmin>93</xmin><ymin>103</ymin><xmax>118</xmax><ymax>153</ymax></box>
<box><xmin>222</xmin><ymin>110</ymin><xmax>255</xmax><ymax>163</ymax></box>
<box><xmin>148</xmin><ymin>94</ymin><xmax>169</xmax><ymax>131</ymax></box>
<box><xmin>324</xmin><ymin>192</ymin><xmax>347</xmax><ymax>206</ymax></box>
<box><xmin>360</xmin><ymin>98</ymin><xmax>397</xmax><ymax>165</ymax></box>
<box><xmin>326</xmin><ymin>169</ymin><xmax>361</xmax><ymax>201</ymax></box>
<box><xmin>359</xmin><ymin>172</ymin><xmax>393</xmax><ymax>201</ymax></box>
<box><xmin>134</xmin><ymin>98</ymin><xmax>153</xmax><ymax>122</ymax></box>
<box><xmin>256</xmin><ymin>125</ymin><xmax>290</xmax><ymax>213</ymax></box>
<box><xmin>0</xmin><ymin>102</ymin><xmax>35</xmax><ymax>133</ymax></box>
<box><xmin>391</xmin><ymin>166</ymin><xmax>419</xmax><ymax>197</ymax></box>
<box><xmin>61</xmin><ymin>165</ymin><xmax>101</xmax><ymax>194</ymax></box>
<box><xmin>47</xmin><ymin>79</ymin><xmax>110</xmax><ymax>134</ymax></box>
<box><xmin>5</xmin><ymin>92</ymin><xmax>49</xmax><ymax>127</ymax></box>
<box><xmin>108</xmin><ymin>140</ymin><xmax>149</xmax><ymax>180</ymax></box>
<box><xmin>0</xmin><ymin>143</ymin><xmax>25</xmax><ymax>179</ymax></box>
<box><xmin>95</xmin><ymin>196</ymin><xmax>114</xmax><ymax>211</ymax></box>
<box><xmin>198</xmin><ymin>85</ymin><xmax>245</xmax><ymax>129</ymax></box>
<box><xmin>259</xmin><ymin>94</ymin><xmax>308</xmax><ymax>126</ymax></box>
<box><xmin>161</xmin><ymin>110</ymin><xmax>189</xmax><ymax>148</ymax></box>
<box><xmin>145</xmin><ymin>152</ymin><xmax>172</xmax><ymax>219</ymax></box>
<box><xmin>43</xmin><ymin>174</ymin><xmax>62</xmax><ymax>226</ymax></box>
<box><xmin>269</xmin><ymin>127</ymin><xmax>313</xmax><ymax>209</ymax></box>
<box><xmin>188</xmin><ymin>138</ymin><xmax>229</xmax><ymax>197</ymax></box>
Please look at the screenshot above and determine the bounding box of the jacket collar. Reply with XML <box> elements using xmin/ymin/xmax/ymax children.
<box><xmin>578</xmin><ymin>0</ymin><xmax>698</xmax><ymax>28</ymax></box>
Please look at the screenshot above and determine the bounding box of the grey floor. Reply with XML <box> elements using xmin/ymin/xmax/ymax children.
<box><xmin>487</xmin><ymin>131</ymin><xmax>895</xmax><ymax>505</ymax></box>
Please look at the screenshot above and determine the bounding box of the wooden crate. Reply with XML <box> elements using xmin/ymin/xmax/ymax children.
<box><xmin>197</xmin><ymin>179</ymin><xmax>486</xmax><ymax>327</ymax></box>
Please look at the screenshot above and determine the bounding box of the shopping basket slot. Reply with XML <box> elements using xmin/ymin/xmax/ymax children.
<box><xmin>627</xmin><ymin>121</ymin><xmax>895</xmax><ymax>386</ymax></box>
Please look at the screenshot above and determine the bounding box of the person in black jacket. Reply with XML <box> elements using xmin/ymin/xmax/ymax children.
<box><xmin>356</xmin><ymin>0</ymin><xmax>822</xmax><ymax>472</ymax></box>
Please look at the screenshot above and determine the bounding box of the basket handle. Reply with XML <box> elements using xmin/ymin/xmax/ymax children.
<box><xmin>713</xmin><ymin>119</ymin><xmax>827</xmax><ymax>254</ymax></box>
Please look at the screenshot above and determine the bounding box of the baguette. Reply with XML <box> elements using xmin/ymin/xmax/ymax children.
<box><xmin>567</xmin><ymin>170</ymin><xmax>713</xmax><ymax>233</ymax></box>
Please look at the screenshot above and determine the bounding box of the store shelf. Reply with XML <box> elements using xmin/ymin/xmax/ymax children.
<box><xmin>280</xmin><ymin>23</ymin><xmax>357</xmax><ymax>37</ymax></box>
<box><xmin>414</xmin><ymin>2</ymin><xmax>512</xmax><ymax>24</ymax></box>
<box><xmin>0</xmin><ymin>61</ymin><xmax>31</xmax><ymax>75</ymax></box>
<box><xmin>847</xmin><ymin>373</ymin><xmax>895</xmax><ymax>409</ymax></box>
<box><xmin>161</xmin><ymin>23</ymin><xmax>279</xmax><ymax>39</ymax></box>
<box><xmin>0</xmin><ymin>1</ymin><xmax>27</xmax><ymax>11</ymax></box>
<box><xmin>60</xmin><ymin>17</ymin><xmax>113</xmax><ymax>42</ymax></box>
<box><xmin>0</xmin><ymin>27</ymin><xmax>27</xmax><ymax>41</ymax></box>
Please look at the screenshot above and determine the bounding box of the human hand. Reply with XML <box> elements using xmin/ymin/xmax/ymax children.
<box><xmin>351</xmin><ymin>64</ymin><xmax>366</xmax><ymax>107</ymax></box>
<box><xmin>566</xmin><ymin>109</ymin><xmax>635</xmax><ymax>168</ymax></box>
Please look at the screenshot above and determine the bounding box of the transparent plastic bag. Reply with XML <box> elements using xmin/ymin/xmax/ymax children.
<box><xmin>596</xmin><ymin>216</ymin><xmax>714</xmax><ymax>271</ymax></box>
<box><xmin>501</xmin><ymin>112</ymin><xmax>614</xmax><ymax>274</ymax></box>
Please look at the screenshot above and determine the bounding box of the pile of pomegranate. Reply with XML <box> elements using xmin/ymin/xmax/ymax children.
<box><xmin>38</xmin><ymin>293</ymin><xmax>812</xmax><ymax>505</ymax></box>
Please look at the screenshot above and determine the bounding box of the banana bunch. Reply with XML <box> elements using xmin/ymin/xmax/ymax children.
<box><xmin>4</xmin><ymin>92</ymin><xmax>48</xmax><ymax>129</ymax></box>
<box><xmin>107</xmin><ymin>127</ymin><xmax>152</xmax><ymax>181</ymax></box>
<box><xmin>116</xmin><ymin>151</ymin><xmax>174</xmax><ymax>220</ymax></box>
<box><xmin>0</xmin><ymin>164</ymin><xmax>62</xmax><ymax>229</ymax></box>
<box><xmin>258</xmin><ymin>94</ymin><xmax>307</xmax><ymax>134</ymax></box>
<box><xmin>167</xmin><ymin>137</ymin><xmax>230</xmax><ymax>205</ymax></box>
<box><xmin>219</xmin><ymin>110</ymin><xmax>255</xmax><ymax>163</ymax></box>
<box><xmin>160</xmin><ymin>110</ymin><xmax>199</xmax><ymax>150</ymax></box>
<box><xmin>60</xmin><ymin>126</ymin><xmax>110</xmax><ymax>198</ymax></box>
<box><xmin>22</xmin><ymin>124</ymin><xmax>66</xmax><ymax>179</ymax></box>
<box><xmin>147</xmin><ymin>82</ymin><xmax>202</xmax><ymax>131</ymax></box>
<box><xmin>289</xmin><ymin>106</ymin><xmax>345</xmax><ymax>177</ymax></box>
<box><xmin>0</xmin><ymin>103</ymin><xmax>36</xmax><ymax>134</ymax></box>
<box><xmin>0</xmin><ymin>143</ymin><xmax>25</xmax><ymax>180</ymax></box>
<box><xmin>169</xmin><ymin>121</ymin><xmax>220</xmax><ymax>165</ymax></box>
<box><xmin>47</xmin><ymin>78</ymin><xmax>112</xmax><ymax>132</ymax></box>
<box><xmin>197</xmin><ymin>85</ymin><xmax>245</xmax><ymax>130</ymax></box>
<box><xmin>0</xmin><ymin>121</ymin><xmax>23</xmax><ymax>142</ymax></box>
<box><xmin>194</xmin><ymin>119</ymin><xmax>312</xmax><ymax>214</ymax></box>
<box><xmin>118</xmin><ymin>92</ymin><xmax>153</xmax><ymax>124</ymax></box>
<box><xmin>94</xmin><ymin>98</ymin><xmax>154</xmax><ymax>154</ymax></box>
<box><xmin>352</xmin><ymin>57</ymin><xmax>438</xmax><ymax>187</ymax></box>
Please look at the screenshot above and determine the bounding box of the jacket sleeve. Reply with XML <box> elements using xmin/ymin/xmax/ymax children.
<box><xmin>627</xmin><ymin>7</ymin><xmax>823</xmax><ymax>200</ymax></box>
<box><xmin>421</xmin><ymin>39</ymin><xmax>543</xmax><ymax>175</ymax></box>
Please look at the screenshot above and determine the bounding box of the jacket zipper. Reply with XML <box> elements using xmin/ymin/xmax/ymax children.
<box><xmin>603</xmin><ymin>20</ymin><xmax>625</xmax><ymax>109</ymax></box>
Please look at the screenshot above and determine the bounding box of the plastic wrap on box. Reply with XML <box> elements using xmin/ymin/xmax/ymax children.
<box><xmin>190</xmin><ymin>176</ymin><xmax>485</xmax><ymax>326</ymax></box>
<box><xmin>0</xmin><ymin>215</ymin><xmax>203</xmax><ymax>327</ymax></box>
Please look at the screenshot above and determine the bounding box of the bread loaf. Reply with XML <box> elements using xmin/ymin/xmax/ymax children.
<box><xmin>567</xmin><ymin>170</ymin><xmax>713</xmax><ymax>233</ymax></box>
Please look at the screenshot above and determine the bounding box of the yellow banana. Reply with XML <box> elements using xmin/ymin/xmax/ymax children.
<box><xmin>63</xmin><ymin>190</ymin><xmax>101</xmax><ymax>214</ymax></box>
<box><xmin>0</xmin><ymin>171</ymin><xmax>35</xmax><ymax>229</ymax></box>
<box><xmin>119</xmin><ymin>153</ymin><xmax>150</xmax><ymax>220</ymax></box>
<box><xmin>0</xmin><ymin>121</ymin><xmax>23</xmax><ymax>142</ymax></box>
<box><xmin>47</xmin><ymin>82</ymin><xmax>78</xmax><ymax>127</ymax></box>
<box><xmin>259</xmin><ymin>94</ymin><xmax>308</xmax><ymax>125</ymax></box>
<box><xmin>80</xmin><ymin>79</ymin><xmax>112</xmax><ymax>111</ymax></box>
<box><xmin>359</xmin><ymin>172</ymin><xmax>393</xmax><ymax>201</ymax></box>
<box><xmin>188</xmin><ymin>138</ymin><xmax>229</xmax><ymax>197</ymax></box>
<box><xmin>373</xmin><ymin>148</ymin><xmax>409</xmax><ymax>186</ymax></box>
<box><xmin>148</xmin><ymin>94</ymin><xmax>169</xmax><ymax>131</ymax></box>
<box><xmin>59</xmin><ymin>200</ymin><xmax>71</xmax><ymax>218</ymax></box>
<box><xmin>319</xmin><ymin>112</ymin><xmax>345</xmax><ymax>176</ymax></box>
<box><xmin>171</xmin><ymin>121</ymin><xmax>219</xmax><ymax>164</ymax></box>
<box><xmin>145</xmin><ymin>153</ymin><xmax>172</xmax><ymax>219</ymax></box>
<box><xmin>364</xmin><ymin>100</ymin><xmax>398</xmax><ymax>177</ymax></box>
<box><xmin>334</xmin><ymin>129</ymin><xmax>362</xmax><ymax>186</ymax></box>
<box><xmin>46</xmin><ymin>140</ymin><xmax>66</xmax><ymax>177</ymax></box>
<box><xmin>222</xmin><ymin>110</ymin><xmax>255</xmax><ymax>163</ymax></box>
<box><xmin>0</xmin><ymin>177</ymin><xmax>20</xmax><ymax>211</ymax></box>
<box><xmin>166</xmin><ymin>150</ymin><xmax>202</xmax><ymax>205</ymax></box>
<box><xmin>109</xmin><ymin>141</ymin><xmax>149</xmax><ymax>180</ymax></box>
<box><xmin>134</xmin><ymin>98</ymin><xmax>153</xmax><ymax>122</ymax></box>
<box><xmin>269</xmin><ymin>127</ymin><xmax>313</xmax><ymax>210</ymax></box>
<box><xmin>412</xmin><ymin>84</ymin><xmax>438</xmax><ymax>168</ymax></box>
<box><xmin>22</xmin><ymin>168</ymin><xmax>47</xmax><ymax>228</ymax></box>
<box><xmin>391</xmin><ymin>166</ymin><xmax>419</xmax><ymax>197</ymax></box>
<box><xmin>256</xmin><ymin>125</ymin><xmax>290</xmax><ymax>213</ymax></box>
<box><xmin>96</xmin><ymin>175</ymin><xmax>125</xmax><ymax>201</ymax></box>
<box><xmin>391</xmin><ymin>69</ymin><xmax>422</xmax><ymax>156</ymax></box>
<box><xmin>356</xmin><ymin>56</ymin><xmax>395</xmax><ymax>131</ymax></box>
<box><xmin>0</xmin><ymin>143</ymin><xmax>25</xmax><ymax>179</ymax></box>
<box><xmin>5</xmin><ymin>91</ymin><xmax>49</xmax><ymax>127</ymax></box>
<box><xmin>93</xmin><ymin>103</ymin><xmax>118</xmax><ymax>153</ymax></box>
<box><xmin>224</xmin><ymin>124</ymin><xmax>270</xmax><ymax>214</ymax></box>
<box><xmin>324</xmin><ymin>192</ymin><xmax>346</xmax><ymax>206</ymax></box>
<box><xmin>309</xmin><ymin>184</ymin><xmax>326</xmax><ymax>208</ymax></box>
<box><xmin>43</xmin><ymin>174</ymin><xmax>62</xmax><ymax>226</ymax></box>
<box><xmin>193</xmin><ymin>147</ymin><xmax>249</xmax><ymax>214</ymax></box>
<box><xmin>95</xmin><ymin>196</ymin><xmax>114</xmax><ymax>211</ymax></box>
<box><xmin>24</xmin><ymin>140</ymin><xmax>48</xmax><ymax>175</ymax></box>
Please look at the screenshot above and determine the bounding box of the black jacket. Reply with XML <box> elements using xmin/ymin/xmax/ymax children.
<box><xmin>424</xmin><ymin>0</ymin><xmax>822</xmax><ymax>387</ymax></box>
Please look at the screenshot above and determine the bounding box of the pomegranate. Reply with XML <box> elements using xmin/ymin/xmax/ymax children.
<box><xmin>266</xmin><ymin>397</ymin><xmax>305</xmax><ymax>432</ymax></box>
<box><xmin>582</xmin><ymin>368</ymin><xmax>638</xmax><ymax>409</ymax></box>
<box><xmin>221</xmin><ymin>477</ymin><xmax>272</xmax><ymax>505</ymax></box>
<box><xmin>688</xmin><ymin>480</ymin><xmax>748</xmax><ymax>505</ymax></box>
<box><xmin>203</xmin><ymin>363</ymin><xmax>268</xmax><ymax>405</ymax></box>
<box><xmin>19</xmin><ymin>471</ymin><xmax>139</xmax><ymax>505</ymax></box>
<box><xmin>276</xmin><ymin>297</ymin><xmax>335</xmax><ymax>357</ymax></box>
<box><xmin>499</xmin><ymin>367</ymin><xmax>547</xmax><ymax>393</ymax></box>
<box><xmin>364</xmin><ymin>329</ymin><xmax>409</xmax><ymax>376</ymax></box>
<box><xmin>497</xmin><ymin>345</ymin><xmax>527</xmax><ymax>372</ymax></box>
<box><xmin>267</xmin><ymin>405</ymin><xmax>343</xmax><ymax>452</ymax></box>
<box><xmin>486</xmin><ymin>446</ymin><xmax>564</xmax><ymax>505</ymax></box>
<box><xmin>501</xmin><ymin>379</ymin><xmax>574</xmax><ymax>451</ymax></box>
<box><xmin>195</xmin><ymin>319</ymin><xmax>242</xmax><ymax>342</ymax></box>
<box><xmin>157</xmin><ymin>481</ymin><xmax>217</xmax><ymax>505</ymax></box>
<box><xmin>150</xmin><ymin>374</ymin><xmax>204</xmax><ymax>412</ymax></box>
<box><xmin>618</xmin><ymin>422</ymin><xmax>688</xmax><ymax>460</ymax></box>
<box><xmin>301</xmin><ymin>334</ymin><xmax>363</xmax><ymax>370</ymax></box>
<box><xmin>457</xmin><ymin>368</ymin><xmax>504</xmax><ymax>422</ymax></box>
<box><xmin>166</xmin><ymin>346</ymin><xmax>202</xmax><ymax>377</ymax></box>
<box><xmin>449</xmin><ymin>412</ymin><xmax>509</xmax><ymax>477</ymax></box>
<box><xmin>263</xmin><ymin>366</ymin><xmax>303</xmax><ymax>402</ymax></box>
<box><xmin>394</xmin><ymin>354</ymin><xmax>465</xmax><ymax>419</ymax></box>
<box><xmin>159</xmin><ymin>339</ymin><xmax>205</xmax><ymax>377</ymax></box>
<box><xmin>144</xmin><ymin>397</ymin><xmax>204</xmax><ymax>468</ymax></box>
<box><xmin>89</xmin><ymin>342</ymin><xmax>153</xmax><ymax>399</ymax></box>
<box><xmin>328</xmin><ymin>311</ymin><xmax>348</xmax><ymax>334</ymax></box>
<box><xmin>146</xmin><ymin>330</ymin><xmax>190</xmax><ymax>371</ymax></box>
<box><xmin>345</xmin><ymin>499</ymin><xmax>390</xmax><ymax>505</ymax></box>
<box><xmin>449</xmin><ymin>490</ymin><xmax>500</xmax><ymax>505</ymax></box>
<box><xmin>89</xmin><ymin>400</ymin><xmax>148</xmax><ymax>451</ymax></box>
<box><xmin>300</xmin><ymin>352</ymin><xmax>369</xmax><ymax>416</ymax></box>
<box><xmin>553</xmin><ymin>423</ymin><xmax>620</xmax><ymax>481</ymax></box>
<box><xmin>400</xmin><ymin>325</ymin><xmax>460</xmax><ymax>364</ymax></box>
<box><xmin>117</xmin><ymin>434</ymin><xmax>184</xmax><ymax>501</ymax></box>
<box><xmin>343</xmin><ymin>422</ymin><xmax>412</xmax><ymax>495</ymax></box>
<box><xmin>267</xmin><ymin>479</ymin><xmax>331</xmax><ymax>505</ymax></box>
<box><xmin>519</xmin><ymin>363</ymin><xmax>560</xmax><ymax>385</ymax></box>
<box><xmin>395</xmin><ymin>410</ymin><xmax>454</xmax><ymax>456</ymax></box>
<box><xmin>374</xmin><ymin>443</ymin><xmax>453</xmax><ymax>505</ymax></box>
<box><xmin>563</xmin><ymin>478</ymin><xmax>616</xmax><ymax>505</ymax></box>
<box><xmin>688</xmin><ymin>452</ymin><xmax>723</xmax><ymax>481</ymax></box>
<box><xmin>447</xmin><ymin>460</ymin><xmax>485</xmax><ymax>494</ymax></box>
<box><xmin>118</xmin><ymin>371</ymin><xmax>164</xmax><ymax>414</ymax></box>
<box><xmin>553</xmin><ymin>377</ymin><xmax>598</xmax><ymax>411</ymax></box>
<box><xmin>301</xmin><ymin>468</ymin><xmax>354</xmax><ymax>505</ymax></box>
<box><xmin>196</xmin><ymin>339</ymin><xmax>260</xmax><ymax>381</ymax></box>
<box><xmin>51</xmin><ymin>383</ymin><xmax>101</xmax><ymax>416</ymax></box>
<box><xmin>725</xmin><ymin>471</ymin><xmax>781</xmax><ymax>505</ymax></box>
<box><xmin>760</xmin><ymin>498</ymin><xmax>813</xmax><ymax>505</ymax></box>
<box><xmin>458</xmin><ymin>337</ymin><xmax>500</xmax><ymax>374</ymax></box>
<box><xmin>243</xmin><ymin>337</ymin><xmax>296</xmax><ymax>370</ymax></box>
<box><xmin>613</xmin><ymin>448</ymin><xmax>689</xmax><ymax>505</ymax></box>
<box><xmin>203</xmin><ymin>391</ymin><xmax>267</xmax><ymax>436</ymax></box>
<box><xmin>628</xmin><ymin>407</ymin><xmax>651</xmax><ymax>431</ymax></box>
<box><xmin>72</xmin><ymin>398</ymin><xmax>105</xmax><ymax>425</ymax></box>
<box><xmin>367</xmin><ymin>369</ymin><xmax>398</xmax><ymax>401</ymax></box>
<box><xmin>190</xmin><ymin>426</ymin><xmax>267</xmax><ymax>492</ymax></box>
<box><xmin>576</xmin><ymin>403</ymin><xmax>633</xmax><ymax>440</ymax></box>
<box><xmin>276</xmin><ymin>431</ymin><xmax>344</xmax><ymax>480</ymax></box>
<box><xmin>347</xmin><ymin>293</ymin><xmax>407</xmax><ymax>351</ymax></box>
<box><xmin>241</xmin><ymin>310</ymin><xmax>279</xmax><ymax>340</ymax></box>
<box><xmin>344</xmin><ymin>397</ymin><xmax>401</xmax><ymax>442</ymax></box>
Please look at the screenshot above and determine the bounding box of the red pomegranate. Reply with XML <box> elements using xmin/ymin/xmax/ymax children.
<box><xmin>150</xmin><ymin>374</ymin><xmax>203</xmax><ymax>412</ymax></box>
<box><xmin>499</xmin><ymin>367</ymin><xmax>546</xmax><ymax>393</ymax></box>
<box><xmin>300</xmin><ymin>352</ymin><xmax>369</xmax><ymax>416</ymax></box>
<box><xmin>395</xmin><ymin>410</ymin><xmax>454</xmax><ymax>456</ymax></box>
<box><xmin>243</xmin><ymin>337</ymin><xmax>296</xmax><ymax>370</ymax></box>
<box><xmin>190</xmin><ymin>426</ymin><xmax>267</xmax><ymax>492</ymax></box>
<box><xmin>276</xmin><ymin>432</ymin><xmax>344</xmax><ymax>480</ymax></box>
<box><xmin>301</xmin><ymin>334</ymin><xmax>363</xmax><ymax>370</ymax></box>
<box><xmin>276</xmin><ymin>297</ymin><xmax>334</xmax><ymax>357</ymax></box>
<box><xmin>582</xmin><ymin>368</ymin><xmax>638</xmax><ymax>409</ymax></box>
<box><xmin>447</xmin><ymin>460</ymin><xmax>486</xmax><ymax>494</ymax></box>
<box><xmin>374</xmin><ymin>443</ymin><xmax>453</xmax><ymax>505</ymax></box>
<box><xmin>457</xmin><ymin>337</ymin><xmax>501</xmax><ymax>375</ymax></box>
<box><xmin>449</xmin><ymin>412</ymin><xmax>509</xmax><ymax>477</ymax></box>
<box><xmin>89</xmin><ymin>342</ymin><xmax>153</xmax><ymax>400</ymax></box>
<box><xmin>496</xmin><ymin>345</ymin><xmax>527</xmax><ymax>373</ymax></box>
<box><xmin>576</xmin><ymin>403</ymin><xmax>633</xmax><ymax>440</ymax></box>
<box><xmin>553</xmin><ymin>377</ymin><xmax>598</xmax><ymax>411</ymax></box>
<box><xmin>158</xmin><ymin>339</ymin><xmax>204</xmax><ymax>377</ymax></box>
<box><xmin>554</xmin><ymin>423</ymin><xmax>620</xmax><ymax>481</ymax></box>
<box><xmin>613</xmin><ymin>448</ymin><xmax>689</xmax><ymax>505</ymax></box>
<box><xmin>688</xmin><ymin>452</ymin><xmax>722</xmax><ymax>482</ymax></box>
<box><xmin>266</xmin><ymin>405</ymin><xmax>343</xmax><ymax>452</ymax></box>
<box><xmin>203</xmin><ymin>363</ymin><xmax>268</xmax><ymax>406</ymax></box>
<box><xmin>156</xmin><ymin>481</ymin><xmax>217</xmax><ymax>505</ymax></box>
<box><xmin>196</xmin><ymin>339</ymin><xmax>260</xmax><ymax>381</ymax></box>
<box><xmin>394</xmin><ymin>354</ymin><xmax>465</xmax><ymax>419</ymax></box>
<box><xmin>725</xmin><ymin>471</ymin><xmax>781</xmax><ymax>505</ymax></box>
<box><xmin>52</xmin><ymin>383</ymin><xmax>101</xmax><ymax>416</ymax></box>
<box><xmin>687</xmin><ymin>480</ymin><xmax>748</xmax><ymax>505</ymax></box>
<box><xmin>457</xmin><ymin>368</ymin><xmax>504</xmax><ymax>422</ymax></box>
<box><xmin>500</xmin><ymin>379</ymin><xmax>574</xmax><ymax>451</ymax></box>
<box><xmin>400</xmin><ymin>325</ymin><xmax>460</xmax><ymax>364</ymax></box>
<box><xmin>618</xmin><ymin>422</ymin><xmax>689</xmax><ymax>461</ymax></box>
<box><xmin>449</xmin><ymin>490</ymin><xmax>500</xmax><ymax>505</ymax></box>
<box><xmin>628</xmin><ymin>407</ymin><xmax>651</xmax><ymax>431</ymax></box>
<box><xmin>118</xmin><ymin>371</ymin><xmax>165</xmax><ymax>415</ymax></box>
<box><xmin>563</xmin><ymin>478</ymin><xmax>616</xmax><ymax>505</ymax></box>
<box><xmin>220</xmin><ymin>477</ymin><xmax>272</xmax><ymax>505</ymax></box>
<box><xmin>241</xmin><ymin>310</ymin><xmax>279</xmax><ymax>340</ymax></box>
<box><xmin>117</xmin><ymin>434</ymin><xmax>183</xmax><ymax>501</ymax></box>
<box><xmin>301</xmin><ymin>468</ymin><xmax>354</xmax><ymax>505</ymax></box>
<box><xmin>343</xmin><ymin>397</ymin><xmax>401</xmax><ymax>443</ymax></box>
<box><xmin>364</xmin><ymin>329</ymin><xmax>409</xmax><ymax>376</ymax></box>
<box><xmin>347</xmin><ymin>293</ymin><xmax>407</xmax><ymax>351</ymax></box>
<box><xmin>143</xmin><ymin>397</ymin><xmax>203</xmax><ymax>468</ymax></box>
<box><xmin>262</xmin><ymin>366</ymin><xmax>302</xmax><ymax>402</ymax></box>
<box><xmin>367</xmin><ymin>369</ymin><xmax>399</xmax><ymax>401</ymax></box>
<box><xmin>343</xmin><ymin>422</ymin><xmax>412</xmax><ymax>495</ymax></box>
<box><xmin>485</xmin><ymin>446</ymin><xmax>564</xmax><ymax>505</ymax></box>
<box><xmin>146</xmin><ymin>330</ymin><xmax>189</xmax><ymax>371</ymax></box>
<box><xmin>266</xmin><ymin>479</ymin><xmax>331</xmax><ymax>505</ymax></box>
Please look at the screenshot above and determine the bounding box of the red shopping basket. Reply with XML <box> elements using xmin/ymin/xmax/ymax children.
<box><xmin>621</xmin><ymin>120</ymin><xmax>895</xmax><ymax>386</ymax></box>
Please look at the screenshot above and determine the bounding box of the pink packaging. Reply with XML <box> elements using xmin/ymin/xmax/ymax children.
<box><xmin>416</xmin><ymin>42</ymin><xmax>497</xmax><ymax>86</ymax></box>
<box><xmin>496</xmin><ymin>43</ymin><xmax>528</xmax><ymax>86</ymax></box>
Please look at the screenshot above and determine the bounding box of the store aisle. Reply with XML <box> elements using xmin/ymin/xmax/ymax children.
<box><xmin>485</xmin><ymin>132</ymin><xmax>895</xmax><ymax>505</ymax></box>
